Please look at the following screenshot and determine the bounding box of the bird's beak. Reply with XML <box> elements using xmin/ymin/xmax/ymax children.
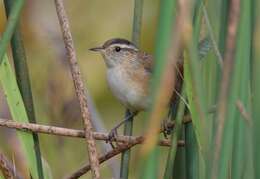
<box><xmin>89</xmin><ymin>46</ymin><xmax>104</xmax><ymax>52</ymax></box>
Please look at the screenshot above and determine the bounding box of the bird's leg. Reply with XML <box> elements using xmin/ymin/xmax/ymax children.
<box><xmin>107</xmin><ymin>111</ymin><xmax>138</xmax><ymax>148</ymax></box>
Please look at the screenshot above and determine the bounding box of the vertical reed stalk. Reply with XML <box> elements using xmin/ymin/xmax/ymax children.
<box><xmin>120</xmin><ymin>0</ymin><xmax>144</xmax><ymax>178</ymax></box>
<box><xmin>0</xmin><ymin>0</ymin><xmax>43</xmax><ymax>178</ymax></box>
<box><xmin>3</xmin><ymin>1</ymin><xmax>44</xmax><ymax>178</ymax></box>
<box><xmin>211</xmin><ymin>0</ymin><xmax>240</xmax><ymax>178</ymax></box>
<box><xmin>251</xmin><ymin>1</ymin><xmax>259</xmax><ymax>178</ymax></box>
<box><xmin>0</xmin><ymin>0</ymin><xmax>24</xmax><ymax>64</ymax></box>
<box><xmin>141</xmin><ymin>0</ymin><xmax>177</xmax><ymax>178</ymax></box>
<box><xmin>164</xmin><ymin>87</ymin><xmax>186</xmax><ymax>179</ymax></box>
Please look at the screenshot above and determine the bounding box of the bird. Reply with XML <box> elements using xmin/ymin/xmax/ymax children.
<box><xmin>89</xmin><ymin>38</ymin><xmax>182</xmax><ymax>139</ymax></box>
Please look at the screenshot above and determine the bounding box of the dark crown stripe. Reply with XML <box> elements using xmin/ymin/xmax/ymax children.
<box><xmin>103</xmin><ymin>38</ymin><xmax>136</xmax><ymax>48</ymax></box>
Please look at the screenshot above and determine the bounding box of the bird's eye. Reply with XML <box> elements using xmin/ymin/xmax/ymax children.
<box><xmin>115</xmin><ymin>46</ymin><xmax>121</xmax><ymax>52</ymax></box>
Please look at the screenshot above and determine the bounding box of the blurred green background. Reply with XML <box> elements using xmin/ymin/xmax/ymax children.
<box><xmin>0</xmin><ymin>0</ymin><xmax>163</xmax><ymax>178</ymax></box>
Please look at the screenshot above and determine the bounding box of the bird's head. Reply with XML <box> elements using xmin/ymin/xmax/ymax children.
<box><xmin>89</xmin><ymin>38</ymin><xmax>139</xmax><ymax>68</ymax></box>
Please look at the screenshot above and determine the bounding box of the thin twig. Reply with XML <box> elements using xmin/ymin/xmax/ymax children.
<box><xmin>85</xmin><ymin>91</ymin><xmax>119</xmax><ymax>178</ymax></box>
<box><xmin>0</xmin><ymin>119</ymin><xmax>187</xmax><ymax>179</ymax></box>
<box><xmin>0</xmin><ymin>117</ymin><xmax>190</xmax><ymax>179</ymax></box>
<box><xmin>66</xmin><ymin>116</ymin><xmax>191</xmax><ymax>179</ymax></box>
<box><xmin>212</xmin><ymin>0</ymin><xmax>241</xmax><ymax>178</ymax></box>
<box><xmin>54</xmin><ymin>0</ymin><xmax>100</xmax><ymax>178</ymax></box>
<box><xmin>66</xmin><ymin>139</ymin><xmax>185</xmax><ymax>179</ymax></box>
<box><xmin>0</xmin><ymin>153</ymin><xmax>23</xmax><ymax>179</ymax></box>
<box><xmin>0</xmin><ymin>119</ymin><xmax>191</xmax><ymax>146</ymax></box>
<box><xmin>202</xmin><ymin>3</ymin><xmax>223</xmax><ymax>67</ymax></box>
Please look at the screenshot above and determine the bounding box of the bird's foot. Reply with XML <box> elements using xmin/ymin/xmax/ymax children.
<box><xmin>106</xmin><ymin>110</ymin><xmax>138</xmax><ymax>148</ymax></box>
<box><xmin>106</xmin><ymin>127</ymin><xmax>119</xmax><ymax>148</ymax></box>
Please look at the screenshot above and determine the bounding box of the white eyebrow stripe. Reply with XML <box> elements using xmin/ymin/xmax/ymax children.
<box><xmin>109</xmin><ymin>44</ymin><xmax>138</xmax><ymax>50</ymax></box>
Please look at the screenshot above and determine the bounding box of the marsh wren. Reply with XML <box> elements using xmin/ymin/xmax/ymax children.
<box><xmin>89</xmin><ymin>38</ymin><xmax>182</xmax><ymax>138</ymax></box>
<box><xmin>90</xmin><ymin>38</ymin><xmax>152</xmax><ymax>110</ymax></box>
<box><xmin>89</xmin><ymin>38</ymin><xmax>153</xmax><ymax>136</ymax></box>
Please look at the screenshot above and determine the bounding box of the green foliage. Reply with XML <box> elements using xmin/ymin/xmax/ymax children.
<box><xmin>141</xmin><ymin>0</ymin><xmax>177</xmax><ymax>178</ymax></box>
<box><xmin>0</xmin><ymin>55</ymin><xmax>40</xmax><ymax>179</ymax></box>
<box><xmin>42</xmin><ymin>157</ymin><xmax>53</xmax><ymax>179</ymax></box>
<box><xmin>164</xmin><ymin>87</ymin><xmax>186</xmax><ymax>179</ymax></box>
<box><xmin>3</xmin><ymin>1</ymin><xmax>44</xmax><ymax>177</ymax></box>
<box><xmin>252</xmin><ymin>2</ymin><xmax>260</xmax><ymax>178</ymax></box>
<box><xmin>147</xmin><ymin>0</ymin><xmax>258</xmax><ymax>178</ymax></box>
<box><xmin>185</xmin><ymin>123</ymin><xmax>199</xmax><ymax>179</ymax></box>
<box><xmin>0</xmin><ymin>0</ymin><xmax>24</xmax><ymax>64</ymax></box>
<box><xmin>216</xmin><ymin>0</ymin><xmax>253</xmax><ymax>178</ymax></box>
<box><xmin>184</xmin><ymin>51</ymin><xmax>206</xmax><ymax>179</ymax></box>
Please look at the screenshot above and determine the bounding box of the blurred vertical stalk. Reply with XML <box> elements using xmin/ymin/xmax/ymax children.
<box><xmin>207</xmin><ymin>0</ymin><xmax>229</xmax><ymax>161</ymax></box>
<box><xmin>120</xmin><ymin>110</ymin><xmax>134</xmax><ymax>179</ymax></box>
<box><xmin>210</xmin><ymin>0</ymin><xmax>241</xmax><ymax>178</ymax></box>
<box><xmin>186</xmin><ymin>0</ymin><xmax>208</xmax><ymax>152</ymax></box>
<box><xmin>131</xmin><ymin>0</ymin><xmax>144</xmax><ymax>45</ymax></box>
<box><xmin>0</xmin><ymin>0</ymin><xmax>24</xmax><ymax>64</ymax></box>
<box><xmin>164</xmin><ymin>87</ymin><xmax>186</xmax><ymax>179</ymax></box>
<box><xmin>120</xmin><ymin>0</ymin><xmax>143</xmax><ymax>178</ymax></box>
<box><xmin>185</xmin><ymin>122</ymin><xmax>199</xmax><ymax>179</ymax></box>
<box><xmin>3</xmin><ymin>1</ymin><xmax>44</xmax><ymax>179</ymax></box>
<box><xmin>184</xmin><ymin>1</ymin><xmax>207</xmax><ymax>179</ymax></box>
<box><xmin>251</xmin><ymin>0</ymin><xmax>259</xmax><ymax>178</ymax></box>
<box><xmin>141</xmin><ymin>0</ymin><xmax>176</xmax><ymax>178</ymax></box>
<box><xmin>230</xmin><ymin>0</ymin><xmax>253</xmax><ymax>178</ymax></box>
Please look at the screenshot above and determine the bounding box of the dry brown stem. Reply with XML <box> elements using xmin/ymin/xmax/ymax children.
<box><xmin>54</xmin><ymin>0</ymin><xmax>100</xmax><ymax>178</ymax></box>
<box><xmin>212</xmin><ymin>0</ymin><xmax>241</xmax><ymax>178</ymax></box>
<box><xmin>0</xmin><ymin>153</ymin><xmax>23</xmax><ymax>179</ymax></box>
<box><xmin>0</xmin><ymin>153</ymin><xmax>13</xmax><ymax>179</ymax></box>
<box><xmin>0</xmin><ymin>119</ymin><xmax>177</xmax><ymax>146</ymax></box>
<box><xmin>0</xmin><ymin>115</ymin><xmax>191</xmax><ymax>179</ymax></box>
<box><xmin>66</xmin><ymin>139</ymin><xmax>185</xmax><ymax>179</ymax></box>
<box><xmin>0</xmin><ymin>118</ymin><xmax>187</xmax><ymax>179</ymax></box>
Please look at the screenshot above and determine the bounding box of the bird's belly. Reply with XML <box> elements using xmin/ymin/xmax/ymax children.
<box><xmin>107</xmin><ymin>68</ymin><xmax>149</xmax><ymax>111</ymax></box>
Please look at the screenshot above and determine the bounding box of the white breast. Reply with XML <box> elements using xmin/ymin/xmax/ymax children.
<box><xmin>107</xmin><ymin>66</ymin><xmax>148</xmax><ymax>111</ymax></box>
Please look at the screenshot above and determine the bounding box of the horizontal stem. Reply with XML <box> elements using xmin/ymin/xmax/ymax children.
<box><xmin>0</xmin><ymin>118</ymin><xmax>190</xmax><ymax>178</ymax></box>
<box><xmin>0</xmin><ymin>119</ymin><xmax>190</xmax><ymax>147</ymax></box>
